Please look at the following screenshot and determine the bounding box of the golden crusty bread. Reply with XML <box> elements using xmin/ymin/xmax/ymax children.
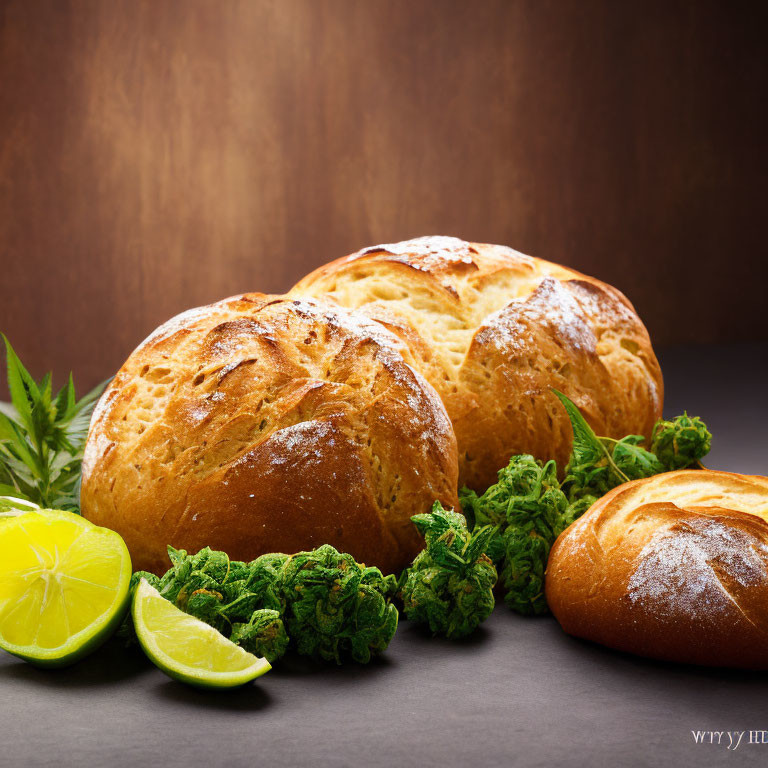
<box><xmin>80</xmin><ymin>294</ymin><xmax>459</xmax><ymax>575</ymax></box>
<box><xmin>292</xmin><ymin>236</ymin><xmax>663</xmax><ymax>490</ymax></box>
<box><xmin>546</xmin><ymin>470</ymin><xmax>768</xmax><ymax>668</ymax></box>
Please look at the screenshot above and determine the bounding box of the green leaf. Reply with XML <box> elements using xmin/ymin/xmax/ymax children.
<box><xmin>0</xmin><ymin>451</ymin><xmax>36</xmax><ymax>498</ymax></box>
<box><xmin>53</xmin><ymin>374</ymin><xmax>76</xmax><ymax>422</ymax></box>
<box><xmin>73</xmin><ymin>377</ymin><xmax>111</xmax><ymax>416</ymax></box>
<box><xmin>611</xmin><ymin>435</ymin><xmax>664</xmax><ymax>480</ymax></box>
<box><xmin>64</xmin><ymin>378</ymin><xmax>110</xmax><ymax>444</ymax></box>
<box><xmin>0</xmin><ymin>412</ymin><xmax>41</xmax><ymax>475</ymax></box>
<box><xmin>39</xmin><ymin>372</ymin><xmax>52</xmax><ymax>407</ymax></box>
<box><xmin>2</xmin><ymin>335</ymin><xmax>39</xmax><ymax>435</ymax></box>
<box><xmin>551</xmin><ymin>389</ymin><xmax>629</xmax><ymax>488</ymax></box>
<box><xmin>0</xmin><ymin>410</ymin><xmax>18</xmax><ymax>444</ymax></box>
<box><xmin>551</xmin><ymin>389</ymin><xmax>604</xmax><ymax>466</ymax></box>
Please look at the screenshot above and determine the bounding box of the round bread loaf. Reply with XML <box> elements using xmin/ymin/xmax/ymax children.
<box><xmin>80</xmin><ymin>294</ymin><xmax>459</xmax><ymax>575</ymax></box>
<box><xmin>292</xmin><ymin>236</ymin><xmax>663</xmax><ymax>490</ymax></box>
<box><xmin>546</xmin><ymin>470</ymin><xmax>768</xmax><ymax>668</ymax></box>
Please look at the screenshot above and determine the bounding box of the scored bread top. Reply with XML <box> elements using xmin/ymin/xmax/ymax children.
<box><xmin>81</xmin><ymin>294</ymin><xmax>459</xmax><ymax>574</ymax></box>
<box><xmin>292</xmin><ymin>236</ymin><xmax>663</xmax><ymax>490</ymax></box>
<box><xmin>545</xmin><ymin>470</ymin><xmax>768</xmax><ymax>668</ymax></box>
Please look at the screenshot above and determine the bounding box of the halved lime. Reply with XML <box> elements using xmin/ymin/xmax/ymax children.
<box><xmin>0</xmin><ymin>509</ymin><xmax>132</xmax><ymax>667</ymax></box>
<box><xmin>132</xmin><ymin>579</ymin><xmax>271</xmax><ymax>688</ymax></box>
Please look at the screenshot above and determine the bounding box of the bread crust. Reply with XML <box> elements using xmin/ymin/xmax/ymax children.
<box><xmin>80</xmin><ymin>294</ymin><xmax>459</xmax><ymax>575</ymax></box>
<box><xmin>545</xmin><ymin>470</ymin><xmax>768</xmax><ymax>668</ymax></box>
<box><xmin>292</xmin><ymin>236</ymin><xmax>663</xmax><ymax>490</ymax></box>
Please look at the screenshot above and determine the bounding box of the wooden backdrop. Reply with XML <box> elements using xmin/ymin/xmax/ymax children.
<box><xmin>1</xmin><ymin>0</ymin><xmax>766</xmax><ymax>395</ymax></box>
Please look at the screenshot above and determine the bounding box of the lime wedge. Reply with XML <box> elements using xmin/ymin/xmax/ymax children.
<box><xmin>132</xmin><ymin>579</ymin><xmax>271</xmax><ymax>688</ymax></box>
<box><xmin>0</xmin><ymin>509</ymin><xmax>132</xmax><ymax>667</ymax></box>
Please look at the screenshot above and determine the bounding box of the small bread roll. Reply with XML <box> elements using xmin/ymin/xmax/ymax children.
<box><xmin>546</xmin><ymin>470</ymin><xmax>768</xmax><ymax>668</ymax></box>
<box><xmin>80</xmin><ymin>294</ymin><xmax>459</xmax><ymax>575</ymax></box>
<box><xmin>292</xmin><ymin>236</ymin><xmax>662</xmax><ymax>490</ymax></box>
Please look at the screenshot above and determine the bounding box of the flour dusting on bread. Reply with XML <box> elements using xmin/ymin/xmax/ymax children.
<box><xmin>627</xmin><ymin>514</ymin><xmax>768</xmax><ymax>621</ymax></box>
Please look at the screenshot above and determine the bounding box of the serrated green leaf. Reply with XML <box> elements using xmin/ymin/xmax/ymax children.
<box><xmin>0</xmin><ymin>412</ymin><xmax>40</xmax><ymax>475</ymax></box>
<box><xmin>551</xmin><ymin>389</ymin><xmax>629</xmax><ymax>487</ymax></box>
<box><xmin>3</xmin><ymin>335</ymin><xmax>43</xmax><ymax>432</ymax></box>
<box><xmin>0</xmin><ymin>452</ymin><xmax>36</xmax><ymax>497</ymax></box>
<box><xmin>63</xmin><ymin>378</ymin><xmax>109</xmax><ymax>443</ymax></box>
<box><xmin>73</xmin><ymin>377</ymin><xmax>110</xmax><ymax>416</ymax></box>
<box><xmin>39</xmin><ymin>372</ymin><xmax>52</xmax><ymax>407</ymax></box>
<box><xmin>53</xmin><ymin>374</ymin><xmax>76</xmax><ymax>421</ymax></box>
<box><xmin>551</xmin><ymin>389</ymin><xmax>603</xmax><ymax>465</ymax></box>
<box><xmin>0</xmin><ymin>411</ymin><xmax>18</xmax><ymax>443</ymax></box>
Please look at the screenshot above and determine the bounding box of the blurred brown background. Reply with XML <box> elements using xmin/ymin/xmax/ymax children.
<box><xmin>1</xmin><ymin>0</ymin><xmax>766</xmax><ymax>395</ymax></box>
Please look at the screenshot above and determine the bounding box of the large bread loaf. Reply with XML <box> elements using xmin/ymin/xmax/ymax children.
<box><xmin>292</xmin><ymin>236</ymin><xmax>663</xmax><ymax>490</ymax></box>
<box><xmin>80</xmin><ymin>294</ymin><xmax>459</xmax><ymax>574</ymax></box>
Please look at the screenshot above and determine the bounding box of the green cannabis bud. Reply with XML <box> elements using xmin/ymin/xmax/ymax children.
<box><xmin>651</xmin><ymin>413</ymin><xmax>712</xmax><ymax>470</ymax></box>
<box><xmin>131</xmin><ymin>570</ymin><xmax>160</xmax><ymax>590</ymax></box>
<box><xmin>460</xmin><ymin>454</ymin><xmax>561</xmax><ymax>563</ymax></box>
<box><xmin>499</xmin><ymin>492</ymin><xmax>593</xmax><ymax>615</ymax></box>
<box><xmin>278</xmin><ymin>544</ymin><xmax>399</xmax><ymax>664</ymax></box>
<box><xmin>461</xmin><ymin>454</ymin><xmax>582</xmax><ymax>616</ymax></box>
<box><xmin>230</xmin><ymin>609</ymin><xmax>290</xmax><ymax>664</ymax></box>
<box><xmin>162</xmin><ymin>547</ymin><xmax>290</xmax><ymax>663</ymax></box>
<box><xmin>492</xmin><ymin>457</ymin><xmax>574</xmax><ymax>615</ymax></box>
<box><xmin>400</xmin><ymin>503</ymin><xmax>497</xmax><ymax>639</ymax></box>
<box><xmin>563</xmin><ymin>433</ymin><xmax>664</xmax><ymax>498</ymax></box>
<box><xmin>459</xmin><ymin>451</ymin><xmax>600</xmax><ymax>615</ymax></box>
<box><xmin>247</xmin><ymin>552</ymin><xmax>289</xmax><ymax>613</ymax></box>
<box><xmin>160</xmin><ymin>547</ymin><xmax>255</xmax><ymax>629</ymax></box>
<box><xmin>499</xmin><ymin>526</ymin><xmax>549</xmax><ymax>615</ymax></box>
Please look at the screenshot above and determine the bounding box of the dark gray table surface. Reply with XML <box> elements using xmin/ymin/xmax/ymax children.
<box><xmin>2</xmin><ymin>343</ymin><xmax>767</xmax><ymax>768</ymax></box>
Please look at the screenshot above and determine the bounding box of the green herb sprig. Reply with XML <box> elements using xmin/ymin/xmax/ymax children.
<box><xmin>0</xmin><ymin>337</ymin><xmax>109</xmax><ymax>511</ymax></box>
